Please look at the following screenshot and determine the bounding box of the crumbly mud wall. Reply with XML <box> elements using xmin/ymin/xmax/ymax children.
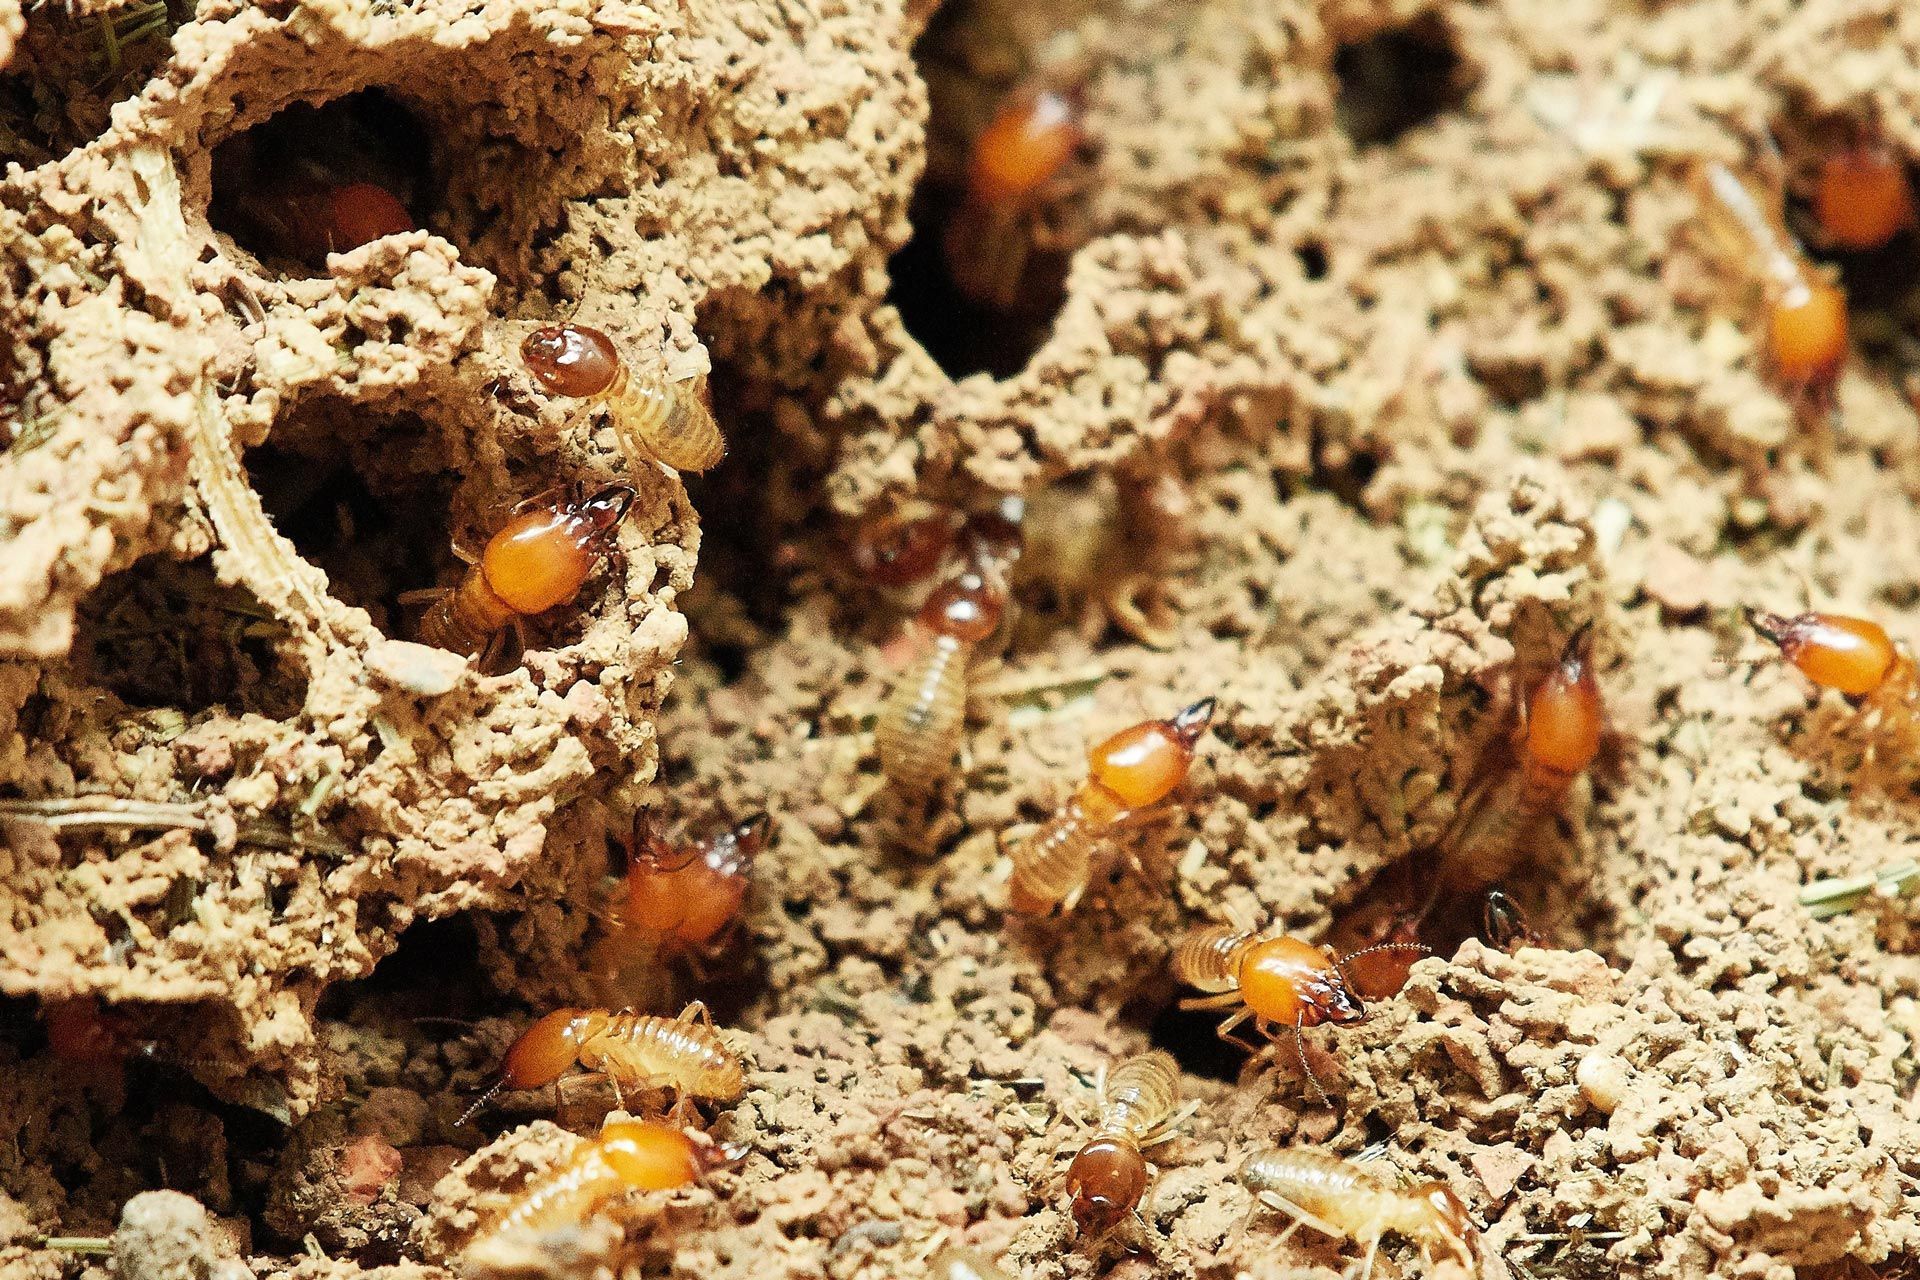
<box><xmin>5</xmin><ymin>0</ymin><xmax>1920</xmax><ymax>1278</ymax></box>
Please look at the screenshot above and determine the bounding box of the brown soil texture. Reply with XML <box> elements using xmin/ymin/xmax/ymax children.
<box><xmin>7</xmin><ymin>0</ymin><xmax>1920</xmax><ymax>1278</ymax></box>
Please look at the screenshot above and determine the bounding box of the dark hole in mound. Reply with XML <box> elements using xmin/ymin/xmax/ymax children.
<box><xmin>1145</xmin><ymin>1000</ymin><xmax>1247</xmax><ymax>1084</ymax></box>
<box><xmin>319</xmin><ymin>914</ymin><xmax>486</xmax><ymax>1021</ymax></box>
<box><xmin>890</xmin><ymin>0</ymin><xmax>1077</xmax><ymax>379</ymax></box>
<box><xmin>1334</xmin><ymin>20</ymin><xmax>1466</xmax><ymax>148</ymax></box>
<box><xmin>73</xmin><ymin>556</ymin><xmax>307</xmax><ymax>719</ymax></box>
<box><xmin>210</xmin><ymin>88</ymin><xmax>435</xmax><ymax>275</ymax></box>
<box><xmin>1297</xmin><ymin>240</ymin><xmax>1330</xmax><ymax>281</ymax></box>
<box><xmin>245</xmin><ymin>421</ymin><xmax>457</xmax><ymax>639</ymax></box>
<box><xmin>677</xmin><ymin>381</ymin><xmax>807</xmax><ymax>679</ymax></box>
<box><xmin>887</xmin><ymin>188</ymin><xmax>1073</xmax><ymax>380</ymax></box>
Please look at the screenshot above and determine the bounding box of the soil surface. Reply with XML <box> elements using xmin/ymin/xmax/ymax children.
<box><xmin>6</xmin><ymin>0</ymin><xmax>1920</xmax><ymax>1278</ymax></box>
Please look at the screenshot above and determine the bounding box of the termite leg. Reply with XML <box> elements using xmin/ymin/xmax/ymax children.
<box><xmin>680</xmin><ymin>1000</ymin><xmax>715</xmax><ymax>1029</ymax></box>
<box><xmin>1212</xmin><ymin>1007</ymin><xmax>1261</xmax><ymax>1054</ymax></box>
<box><xmin>1179</xmin><ymin>991</ymin><xmax>1246</xmax><ymax>1013</ymax></box>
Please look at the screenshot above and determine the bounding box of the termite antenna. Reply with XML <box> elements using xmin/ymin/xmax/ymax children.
<box><xmin>1289</xmin><ymin>1021</ymin><xmax>1332</xmax><ymax>1108</ymax></box>
<box><xmin>455</xmin><ymin>1077</ymin><xmax>507</xmax><ymax>1128</ymax></box>
<box><xmin>1333</xmin><ymin>941</ymin><xmax>1433</xmax><ymax>970</ymax></box>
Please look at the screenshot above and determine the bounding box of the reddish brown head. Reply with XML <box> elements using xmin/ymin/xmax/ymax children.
<box><xmin>1814</xmin><ymin>146</ymin><xmax>1914</xmax><ymax>251</ymax></box>
<box><xmin>522</xmin><ymin>323</ymin><xmax>622</xmax><ymax>398</ymax></box>
<box><xmin>1749</xmin><ymin>609</ymin><xmax>1898</xmax><ymax>697</ymax></box>
<box><xmin>323</xmin><ymin>182</ymin><xmax>415</xmax><ymax>254</ymax></box>
<box><xmin>916</xmin><ymin>567</ymin><xmax>1005</xmax><ymax>641</ymax></box>
<box><xmin>851</xmin><ymin>511</ymin><xmax>955</xmax><ymax>587</ymax></box>
<box><xmin>1064</xmin><ymin>1137</ymin><xmax>1149</xmax><ymax>1238</ymax></box>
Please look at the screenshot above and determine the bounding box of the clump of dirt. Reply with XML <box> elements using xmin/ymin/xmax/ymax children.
<box><xmin>8</xmin><ymin>0</ymin><xmax>1920</xmax><ymax>1278</ymax></box>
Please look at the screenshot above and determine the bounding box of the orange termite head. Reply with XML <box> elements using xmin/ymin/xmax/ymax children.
<box><xmin>594</xmin><ymin>1121</ymin><xmax>723</xmax><ymax>1192</ymax></box>
<box><xmin>1767</xmin><ymin>277</ymin><xmax>1849</xmax><ymax>389</ymax></box>
<box><xmin>1237</xmin><ymin>936</ymin><xmax>1367</xmax><ymax>1029</ymax></box>
<box><xmin>968</xmin><ymin>88</ymin><xmax>1085</xmax><ymax>209</ymax></box>
<box><xmin>324</xmin><ymin>181</ymin><xmax>415</xmax><ymax>254</ymax></box>
<box><xmin>1748</xmin><ymin>609</ymin><xmax>1898</xmax><ymax>696</ymax></box>
<box><xmin>478</xmin><ymin>485</ymin><xmax>633</xmax><ymax>617</ymax></box>
<box><xmin>1524</xmin><ymin>623</ymin><xmax>1603</xmax><ymax>777</ymax></box>
<box><xmin>1063</xmin><ymin>1137</ymin><xmax>1148</xmax><ymax>1238</ymax></box>
<box><xmin>499</xmin><ymin>1009</ymin><xmax>603</xmax><ymax>1089</ymax></box>
<box><xmin>1814</xmin><ymin>145</ymin><xmax>1914</xmax><ymax>251</ymax></box>
<box><xmin>1086</xmin><ymin>697</ymin><xmax>1216</xmax><ymax>811</ymax></box>
<box><xmin>916</xmin><ymin>567</ymin><xmax>1005</xmax><ymax>641</ymax></box>
<box><xmin>522</xmin><ymin>323</ymin><xmax>622</xmax><ymax>399</ymax></box>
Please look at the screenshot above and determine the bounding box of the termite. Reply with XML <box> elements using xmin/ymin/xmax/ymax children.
<box><xmin>875</xmin><ymin>564</ymin><xmax>1007</xmax><ymax>794</ymax></box>
<box><xmin>1434</xmin><ymin>624</ymin><xmax>1603</xmax><ymax>900</ymax></box>
<box><xmin>945</xmin><ymin>87</ymin><xmax>1087</xmax><ymax>310</ymax></box>
<box><xmin>43</xmin><ymin>998</ymin><xmax>135</xmax><ymax>1065</ymax></box>
<box><xmin>468</xmin><ymin>1120</ymin><xmax>736</xmax><ymax>1253</ymax></box>
<box><xmin>408</xmin><ymin>485</ymin><xmax>633</xmax><ymax>665</ymax></box>
<box><xmin>850</xmin><ymin>505</ymin><xmax>960</xmax><ymax>589</ymax></box>
<box><xmin>457</xmin><ymin>1002</ymin><xmax>745</xmax><ymax>1126</ymax></box>
<box><xmin>616</xmin><ymin>812</ymin><xmax>768</xmax><ymax>959</ymax></box>
<box><xmin>521</xmin><ymin>324</ymin><xmax>726</xmax><ymax>474</ymax></box>
<box><xmin>1060</xmin><ymin>1050</ymin><xmax>1196</xmax><ymax>1242</ymax></box>
<box><xmin>1746</xmin><ymin>609</ymin><xmax>1917</xmax><ymax>753</ymax></box>
<box><xmin>1239</xmin><ymin>1148</ymin><xmax>1480</xmax><ymax>1280</ymax></box>
<box><xmin>1006</xmin><ymin>697</ymin><xmax>1215</xmax><ymax>916</ymax></box>
<box><xmin>1813</xmin><ymin>144</ymin><xmax>1913</xmax><ymax>252</ymax></box>
<box><xmin>1694</xmin><ymin>159</ymin><xmax>1849</xmax><ymax>409</ymax></box>
<box><xmin>231</xmin><ymin>177</ymin><xmax>417</xmax><ymax>268</ymax></box>
<box><xmin>1172</xmin><ymin>926</ymin><xmax>1428</xmax><ymax>1104</ymax></box>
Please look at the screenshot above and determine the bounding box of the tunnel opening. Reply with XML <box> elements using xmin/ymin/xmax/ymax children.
<box><xmin>889</xmin><ymin>0</ymin><xmax>1083</xmax><ymax>379</ymax></box>
<box><xmin>73</xmin><ymin>556</ymin><xmax>307</xmax><ymax>720</ymax></box>
<box><xmin>209</xmin><ymin>88</ymin><xmax>435</xmax><ymax>276</ymax></box>
<box><xmin>1333</xmin><ymin>19</ymin><xmax>1467</xmax><ymax>149</ymax></box>
<box><xmin>244</xmin><ymin>402</ymin><xmax>459</xmax><ymax>643</ymax></box>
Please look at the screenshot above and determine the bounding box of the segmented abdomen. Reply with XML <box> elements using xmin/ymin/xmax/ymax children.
<box><xmin>1238</xmin><ymin>1147</ymin><xmax>1374</xmax><ymax>1223</ymax></box>
<box><xmin>877</xmin><ymin>635</ymin><xmax>969</xmax><ymax>793</ymax></box>
<box><xmin>1100</xmin><ymin>1051</ymin><xmax>1180</xmax><ymax>1140</ymax></box>
<box><xmin>482</xmin><ymin>1142</ymin><xmax>621</xmax><ymax>1243</ymax></box>
<box><xmin>418</xmin><ymin>569</ymin><xmax>515</xmax><ymax>656</ymax></box>
<box><xmin>1006</xmin><ymin>802</ymin><xmax>1096</xmax><ymax>915</ymax></box>
<box><xmin>1170</xmin><ymin>925</ymin><xmax>1252</xmax><ymax>993</ymax></box>
<box><xmin>604</xmin><ymin>365</ymin><xmax>726</xmax><ymax>473</ymax></box>
<box><xmin>589</xmin><ymin>1013</ymin><xmax>745</xmax><ymax>1101</ymax></box>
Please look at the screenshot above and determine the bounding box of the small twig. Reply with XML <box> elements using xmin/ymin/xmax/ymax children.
<box><xmin>0</xmin><ymin>797</ymin><xmax>208</xmax><ymax>833</ymax></box>
<box><xmin>1800</xmin><ymin>859</ymin><xmax>1920</xmax><ymax>920</ymax></box>
<box><xmin>39</xmin><ymin>1237</ymin><xmax>113</xmax><ymax>1255</ymax></box>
